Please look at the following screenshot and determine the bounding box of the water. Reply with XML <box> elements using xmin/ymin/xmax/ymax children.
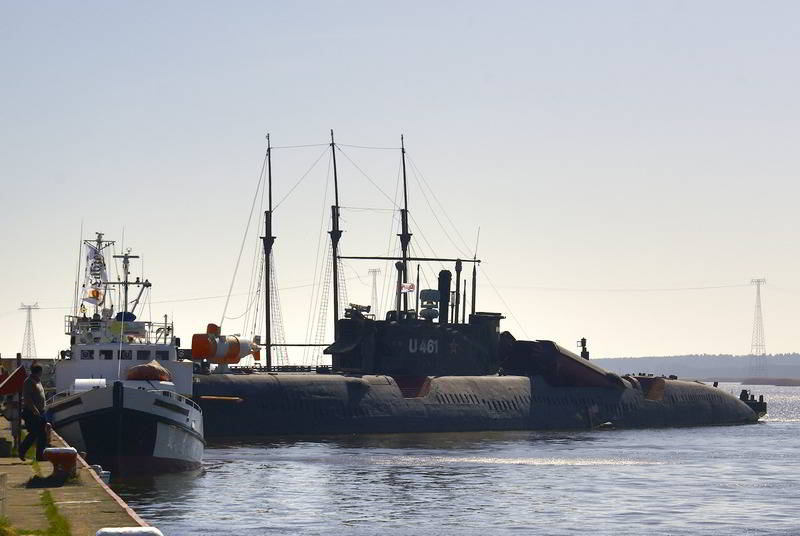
<box><xmin>112</xmin><ymin>383</ymin><xmax>800</xmax><ymax>535</ymax></box>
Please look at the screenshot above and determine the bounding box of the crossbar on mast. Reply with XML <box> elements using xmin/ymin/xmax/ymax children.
<box><xmin>338</xmin><ymin>255</ymin><xmax>481</xmax><ymax>263</ymax></box>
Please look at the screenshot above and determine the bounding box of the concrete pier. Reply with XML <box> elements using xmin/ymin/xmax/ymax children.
<box><xmin>0</xmin><ymin>417</ymin><xmax>150</xmax><ymax>535</ymax></box>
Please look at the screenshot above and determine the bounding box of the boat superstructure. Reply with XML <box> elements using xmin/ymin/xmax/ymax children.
<box><xmin>50</xmin><ymin>233</ymin><xmax>203</xmax><ymax>473</ymax></box>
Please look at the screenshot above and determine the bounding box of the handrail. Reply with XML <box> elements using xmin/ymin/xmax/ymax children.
<box><xmin>147</xmin><ymin>389</ymin><xmax>201</xmax><ymax>413</ymax></box>
<box><xmin>47</xmin><ymin>386</ymin><xmax>201</xmax><ymax>414</ymax></box>
<box><xmin>46</xmin><ymin>390</ymin><xmax>77</xmax><ymax>404</ymax></box>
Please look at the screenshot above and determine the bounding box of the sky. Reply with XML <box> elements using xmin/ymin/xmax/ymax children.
<box><xmin>1</xmin><ymin>1</ymin><xmax>798</xmax><ymax>361</ymax></box>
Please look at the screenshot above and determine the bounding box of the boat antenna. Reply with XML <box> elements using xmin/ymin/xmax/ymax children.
<box><xmin>261</xmin><ymin>133</ymin><xmax>276</xmax><ymax>369</ymax></box>
<box><xmin>471</xmin><ymin>227</ymin><xmax>480</xmax><ymax>315</ymax></box>
<box><xmin>454</xmin><ymin>259</ymin><xmax>462</xmax><ymax>323</ymax></box>
<box><xmin>113</xmin><ymin>247</ymin><xmax>138</xmax><ymax>379</ymax></box>
<box><xmin>72</xmin><ymin>220</ymin><xmax>84</xmax><ymax>317</ymax></box>
<box><xmin>398</xmin><ymin>134</ymin><xmax>413</xmax><ymax>314</ymax></box>
<box><xmin>329</xmin><ymin>129</ymin><xmax>343</xmax><ymax>338</ymax></box>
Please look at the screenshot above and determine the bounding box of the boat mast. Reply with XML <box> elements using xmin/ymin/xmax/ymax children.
<box><xmin>398</xmin><ymin>135</ymin><xmax>412</xmax><ymax>314</ymax></box>
<box><xmin>329</xmin><ymin>130</ymin><xmax>343</xmax><ymax>338</ymax></box>
<box><xmin>113</xmin><ymin>249</ymin><xmax>139</xmax><ymax>316</ymax></box>
<box><xmin>262</xmin><ymin>134</ymin><xmax>275</xmax><ymax>369</ymax></box>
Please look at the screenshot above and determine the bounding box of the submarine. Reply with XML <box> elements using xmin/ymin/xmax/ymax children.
<box><xmin>192</xmin><ymin>267</ymin><xmax>766</xmax><ymax>438</ymax></box>
<box><xmin>189</xmin><ymin>132</ymin><xmax>767</xmax><ymax>438</ymax></box>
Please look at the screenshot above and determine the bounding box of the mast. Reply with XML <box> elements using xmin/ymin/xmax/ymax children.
<box><xmin>398</xmin><ymin>135</ymin><xmax>412</xmax><ymax>313</ymax></box>
<box><xmin>471</xmin><ymin>263</ymin><xmax>477</xmax><ymax>315</ymax></box>
<box><xmin>94</xmin><ymin>233</ymin><xmax>104</xmax><ymax>314</ymax></box>
<box><xmin>462</xmin><ymin>279</ymin><xmax>467</xmax><ymax>323</ymax></box>
<box><xmin>415</xmin><ymin>264</ymin><xmax>420</xmax><ymax>314</ymax></box>
<box><xmin>262</xmin><ymin>134</ymin><xmax>275</xmax><ymax>369</ymax></box>
<box><xmin>329</xmin><ymin>130</ymin><xmax>343</xmax><ymax>338</ymax></box>
<box><xmin>113</xmin><ymin>249</ymin><xmax>139</xmax><ymax>316</ymax></box>
<box><xmin>454</xmin><ymin>259</ymin><xmax>462</xmax><ymax>324</ymax></box>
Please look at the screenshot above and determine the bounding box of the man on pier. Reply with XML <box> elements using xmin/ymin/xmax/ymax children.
<box><xmin>19</xmin><ymin>363</ymin><xmax>48</xmax><ymax>461</ymax></box>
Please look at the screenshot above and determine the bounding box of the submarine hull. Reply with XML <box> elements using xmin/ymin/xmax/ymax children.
<box><xmin>193</xmin><ymin>373</ymin><xmax>759</xmax><ymax>438</ymax></box>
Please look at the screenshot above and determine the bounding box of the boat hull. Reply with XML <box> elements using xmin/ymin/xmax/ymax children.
<box><xmin>193</xmin><ymin>373</ymin><xmax>760</xmax><ymax>438</ymax></box>
<box><xmin>50</xmin><ymin>382</ymin><xmax>204</xmax><ymax>474</ymax></box>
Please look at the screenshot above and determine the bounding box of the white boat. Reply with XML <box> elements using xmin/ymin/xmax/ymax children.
<box><xmin>49</xmin><ymin>233</ymin><xmax>204</xmax><ymax>474</ymax></box>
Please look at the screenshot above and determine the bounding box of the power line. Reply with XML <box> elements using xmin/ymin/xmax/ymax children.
<box><xmin>495</xmin><ymin>283</ymin><xmax>751</xmax><ymax>293</ymax></box>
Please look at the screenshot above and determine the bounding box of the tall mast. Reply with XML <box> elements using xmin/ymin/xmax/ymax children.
<box><xmin>113</xmin><ymin>249</ymin><xmax>139</xmax><ymax>315</ymax></box>
<box><xmin>329</xmin><ymin>130</ymin><xmax>343</xmax><ymax>338</ymax></box>
<box><xmin>262</xmin><ymin>134</ymin><xmax>275</xmax><ymax>369</ymax></box>
<box><xmin>398</xmin><ymin>135</ymin><xmax>412</xmax><ymax>313</ymax></box>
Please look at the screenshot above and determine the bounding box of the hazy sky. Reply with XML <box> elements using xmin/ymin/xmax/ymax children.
<box><xmin>2</xmin><ymin>1</ymin><xmax>798</xmax><ymax>361</ymax></box>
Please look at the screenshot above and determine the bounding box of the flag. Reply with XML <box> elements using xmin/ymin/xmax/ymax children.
<box><xmin>400</xmin><ymin>282</ymin><xmax>416</xmax><ymax>293</ymax></box>
<box><xmin>82</xmin><ymin>244</ymin><xmax>108</xmax><ymax>305</ymax></box>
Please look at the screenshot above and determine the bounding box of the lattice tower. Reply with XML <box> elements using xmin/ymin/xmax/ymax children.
<box><xmin>19</xmin><ymin>302</ymin><xmax>39</xmax><ymax>359</ymax></box>
<box><xmin>748</xmin><ymin>278</ymin><xmax>767</xmax><ymax>376</ymax></box>
<box><xmin>368</xmin><ymin>268</ymin><xmax>380</xmax><ymax>319</ymax></box>
<box><xmin>750</xmin><ymin>278</ymin><xmax>767</xmax><ymax>355</ymax></box>
<box><xmin>268</xmin><ymin>253</ymin><xmax>289</xmax><ymax>365</ymax></box>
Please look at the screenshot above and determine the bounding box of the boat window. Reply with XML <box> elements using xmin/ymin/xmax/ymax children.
<box><xmin>136</xmin><ymin>350</ymin><xmax>150</xmax><ymax>361</ymax></box>
<box><xmin>120</xmin><ymin>350</ymin><xmax>132</xmax><ymax>360</ymax></box>
<box><xmin>155</xmin><ymin>350</ymin><xmax>169</xmax><ymax>360</ymax></box>
<box><xmin>81</xmin><ymin>349</ymin><xmax>94</xmax><ymax>360</ymax></box>
<box><xmin>100</xmin><ymin>350</ymin><xmax>113</xmax><ymax>360</ymax></box>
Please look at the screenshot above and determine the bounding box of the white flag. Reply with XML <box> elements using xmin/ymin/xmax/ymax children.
<box><xmin>400</xmin><ymin>282</ymin><xmax>416</xmax><ymax>293</ymax></box>
<box><xmin>82</xmin><ymin>244</ymin><xmax>108</xmax><ymax>305</ymax></box>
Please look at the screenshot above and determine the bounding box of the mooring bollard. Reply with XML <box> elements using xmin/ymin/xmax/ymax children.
<box><xmin>96</xmin><ymin>527</ymin><xmax>164</xmax><ymax>536</ymax></box>
<box><xmin>42</xmin><ymin>447</ymin><xmax>78</xmax><ymax>478</ymax></box>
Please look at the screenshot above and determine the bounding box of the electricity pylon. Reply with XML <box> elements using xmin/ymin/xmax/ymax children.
<box><xmin>749</xmin><ymin>278</ymin><xmax>767</xmax><ymax>377</ymax></box>
<box><xmin>19</xmin><ymin>302</ymin><xmax>39</xmax><ymax>359</ymax></box>
<box><xmin>368</xmin><ymin>268</ymin><xmax>380</xmax><ymax>318</ymax></box>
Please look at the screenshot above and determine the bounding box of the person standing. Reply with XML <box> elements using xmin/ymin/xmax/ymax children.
<box><xmin>19</xmin><ymin>363</ymin><xmax>47</xmax><ymax>461</ymax></box>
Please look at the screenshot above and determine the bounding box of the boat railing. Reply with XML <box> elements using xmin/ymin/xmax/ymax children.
<box><xmin>224</xmin><ymin>364</ymin><xmax>332</xmax><ymax>374</ymax></box>
<box><xmin>148</xmin><ymin>389</ymin><xmax>202</xmax><ymax>413</ymax></box>
<box><xmin>64</xmin><ymin>314</ymin><xmax>175</xmax><ymax>345</ymax></box>
<box><xmin>46</xmin><ymin>390</ymin><xmax>77</xmax><ymax>405</ymax></box>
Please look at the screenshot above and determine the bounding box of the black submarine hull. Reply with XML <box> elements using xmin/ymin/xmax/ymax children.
<box><xmin>193</xmin><ymin>372</ymin><xmax>759</xmax><ymax>438</ymax></box>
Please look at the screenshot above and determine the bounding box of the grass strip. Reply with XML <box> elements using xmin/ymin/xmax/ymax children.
<box><xmin>0</xmin><ymin>515</ymin><xmax>19</xmax><ymax>536</ymax></box>
<box><xmin>40</xmin><ymin>491</ymin><xmax>71</xmax><ymax>536</ymax></box>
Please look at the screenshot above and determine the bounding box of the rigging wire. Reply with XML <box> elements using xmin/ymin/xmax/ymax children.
<box><xmin>270</xmin><ymin>143</ymin><xmax>329</xmax><ymax>150</ymax></box>
<box><xmin>242</xmin><ymin>154</ymin><xmax>269</xmax><ymax>334</ymax></box>
<box><xmin>407</xmin><ymin>161</ymin><xmax>471</xmax><ymax>259</ymax></box>
<box><xmin>249</xmin><ymin>254</ymin><xmax>265</xmax><ymax>339</ymax></box>
<box><xmin>335</xmin><ymin>146</ymin><xmax>399</xmax><ymax>208</ymax></box>
<box><xmin>478</xmin><ymin>264</ymin><xmax>530</xmax><ymax>339</ymax></box>
<box><xmin>224</xmin><ymin>290</ymin><xmax>261</xmax><ymax>320</ymax></box>
<box><xmin>15</xmin><ymin>278</ymin><xmax>767</xmax><ymax>315</ymax></box>
<box><xmin>303</xmin><ymin>152</ymin><xmax>333</xmax><ymax>363</ymax></box>
<box><xmin>337</xmin><ymin>143</ymin><xmax>401</xmax><ymax>151</ymax></box>
<box><xmin>378</xmin><ymin>162</ymin><xmax>403</xmax><ymax>316</ymax></box>
<box><xmin>219</xmin><ymin>147</ymin><xmax>269</xmax><ymax>328</ymax></box>
<box><xmin>273</xmin><ymin>146</ymin><xmax>329</xmax><ymax>211</ymax></box>
<box><xmin>72</xmin><ymin>220</ymin><xmax>83</xmax><ymax>317</ymax></box>
<box><xmin>340</xmin><ymin>206</ymin><xmax>396</xmax><ymax>212</ymax></box>
<box><xmin>407</xmin><ymin>155</ymin><xmax>472</xmax><ymax>257</ymax></box>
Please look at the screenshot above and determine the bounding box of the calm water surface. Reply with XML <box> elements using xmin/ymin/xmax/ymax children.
<box><xmin>112</xmin><ymin>383</ymin><xmax>800</xmax><ymax>535</ymax></box>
